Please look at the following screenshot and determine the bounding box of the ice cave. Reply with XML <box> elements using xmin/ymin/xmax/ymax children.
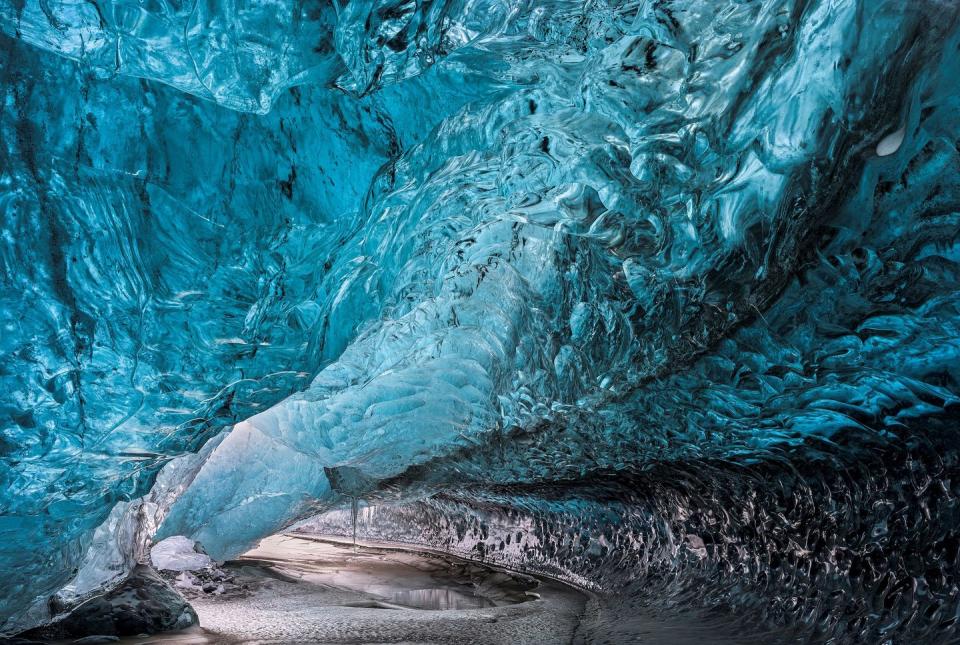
<box><xmin>2</xmin><ymin>1</ymin><xmax>960</xmax><ymax>643</ymax></box>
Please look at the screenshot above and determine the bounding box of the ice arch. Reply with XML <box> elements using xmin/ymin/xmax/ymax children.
<box><xmin>2</xmin><ymin>1</ymin><xmax>960</xmax><ymax>643</ymax></box>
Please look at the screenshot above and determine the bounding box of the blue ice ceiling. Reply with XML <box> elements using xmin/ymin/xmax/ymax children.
<box><xmin>2</xmin><ymin>1</ymin><xmax>960</xmax><ymax>641</ymax></box>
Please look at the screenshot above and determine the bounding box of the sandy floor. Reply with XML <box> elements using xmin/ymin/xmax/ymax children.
<box><xmin>36</xmin><ymin>534</ymin><xmax>792</xmax><ymax>644</ymax></box>
<box><xmin>107</xmin><ymin>535</ymin><xmax>587</xmax><ymax>645</ymax></box>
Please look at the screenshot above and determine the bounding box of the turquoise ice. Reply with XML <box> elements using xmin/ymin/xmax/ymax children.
<box><xmin>2</xmin><ymin>1</ymin><xmax>960</xmax><ymax>641</ymax></box>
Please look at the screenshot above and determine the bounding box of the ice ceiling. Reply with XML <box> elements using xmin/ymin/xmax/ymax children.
<box><xmin>2</xmin><ymin>0</ymin><xmax>960</xmax><ymax>641</ymax></box>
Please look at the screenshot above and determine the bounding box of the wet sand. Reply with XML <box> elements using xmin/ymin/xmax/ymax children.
<box><xmin>106</xmin><ymin>534</ymin><xmax>587</xmax><ymax>644</ymax></box>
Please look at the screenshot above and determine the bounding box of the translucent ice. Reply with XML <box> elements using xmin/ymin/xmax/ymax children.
<box><xmin>3</xmin><ymin>0</ymin><xmax>960</xmax><ymax>642</ymax></box>
<box><xmin>150</xmin><ymin>536</ymin><xmax>212</xmax><ymax>573</ymax></box>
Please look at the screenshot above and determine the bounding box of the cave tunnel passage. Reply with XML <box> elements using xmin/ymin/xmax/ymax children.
<box><xmin>3</xmin><ymin>1</ymin><xmax>960</xmax><ymax>644</ymax></box>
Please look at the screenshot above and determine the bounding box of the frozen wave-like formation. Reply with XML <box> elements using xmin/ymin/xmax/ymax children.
<box><xmin>0</xmin><ymin>0</ymin><xmax>522</xmax><ymax>112</ymax></box>
<box><xmin>3</xmin><ymin>0</ymin><xmax>960</xmax><ymax>642</ymax></box>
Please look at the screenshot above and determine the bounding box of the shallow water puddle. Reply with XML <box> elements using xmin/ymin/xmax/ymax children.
<box><xmin>89</xmin><ymin>535</ymin><xmax>585</xmax><ymax>644</ymax></box>
<box><xmin>388</xmin><ymin>587</ymin><xmax>496</xmax><ymax>610</ymax></box>
<box><xmin>238</xmin><ymin>535</ymin><xmax>513</xmax><ymax>610</ymax></box>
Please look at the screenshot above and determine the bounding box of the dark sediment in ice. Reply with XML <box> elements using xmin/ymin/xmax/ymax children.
<box><xmin>15</xmin><ymin>566</ymin><xmax>196</xmax><ymax>641</ymax></box>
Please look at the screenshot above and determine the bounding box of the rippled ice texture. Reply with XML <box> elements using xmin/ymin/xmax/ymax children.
<box><xmin>2</xmin><ymin>1</ymin><xmax>960</xmax><ymax>642</ymax></box>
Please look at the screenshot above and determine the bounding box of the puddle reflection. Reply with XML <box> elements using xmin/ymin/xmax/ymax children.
<box><xmin>389</xmin><ymin>587</ymin><xmax>496</xmax><ymax>610</ymax></box>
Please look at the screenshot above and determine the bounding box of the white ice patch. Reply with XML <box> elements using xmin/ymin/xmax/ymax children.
<box><xmin>876</xmin><ymin>127</ymin><xmax>906</xmax><ymax>157</ymax></box>
<box><xmin>151</xmin><ymin>535</ymin><xmax>213</xmax><ymax>572</ymax></box>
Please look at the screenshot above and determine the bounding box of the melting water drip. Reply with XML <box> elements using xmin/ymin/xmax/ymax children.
<box><xmin>351</xmin><ymin>497</ymin><xmax>359</xmax><ymax>553</ymax></box>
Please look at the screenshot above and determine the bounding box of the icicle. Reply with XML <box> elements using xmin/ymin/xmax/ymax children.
<box><xmin>351</xmin><ymin>496</ymin><xmax>359</xmax><ymax>552</ymax></box>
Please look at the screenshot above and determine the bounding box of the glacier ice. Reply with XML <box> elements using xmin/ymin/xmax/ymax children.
<box><xmin>2</xmin><ymin>0</ymin><xmax>960</xmax><ymax>642</ymax></box>
<box><xmin>150</xmin><ymin>536</ymin><xmax>212</xmax><ymax>573</ymax></box>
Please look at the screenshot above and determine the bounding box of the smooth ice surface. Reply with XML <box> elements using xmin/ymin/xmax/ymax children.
<box><xmin>3</xmin><ymin>0</ymin><xmax>960</xmax><ymax>642</ymax></box>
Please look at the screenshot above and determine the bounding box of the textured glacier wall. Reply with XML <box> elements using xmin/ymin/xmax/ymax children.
<box><xmin>0</xmin><ymin>29</ymin><xmax>397</xmax><ymax>628</ymax></box>
<box><xmin>2</xmin><ymin>0</ymin><xmax>960</xmax><ymax>641</ymax></box>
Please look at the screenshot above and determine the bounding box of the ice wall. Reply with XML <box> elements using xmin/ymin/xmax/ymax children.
<box><xmin>0</xmin><ymin>28</ymin><xmax>396</xmax><ymax>629</ymax></box>
<box><xmin>3</xmin><ymin>0</ymin><xmax>960</xmax><ymax>641</ymax></box>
